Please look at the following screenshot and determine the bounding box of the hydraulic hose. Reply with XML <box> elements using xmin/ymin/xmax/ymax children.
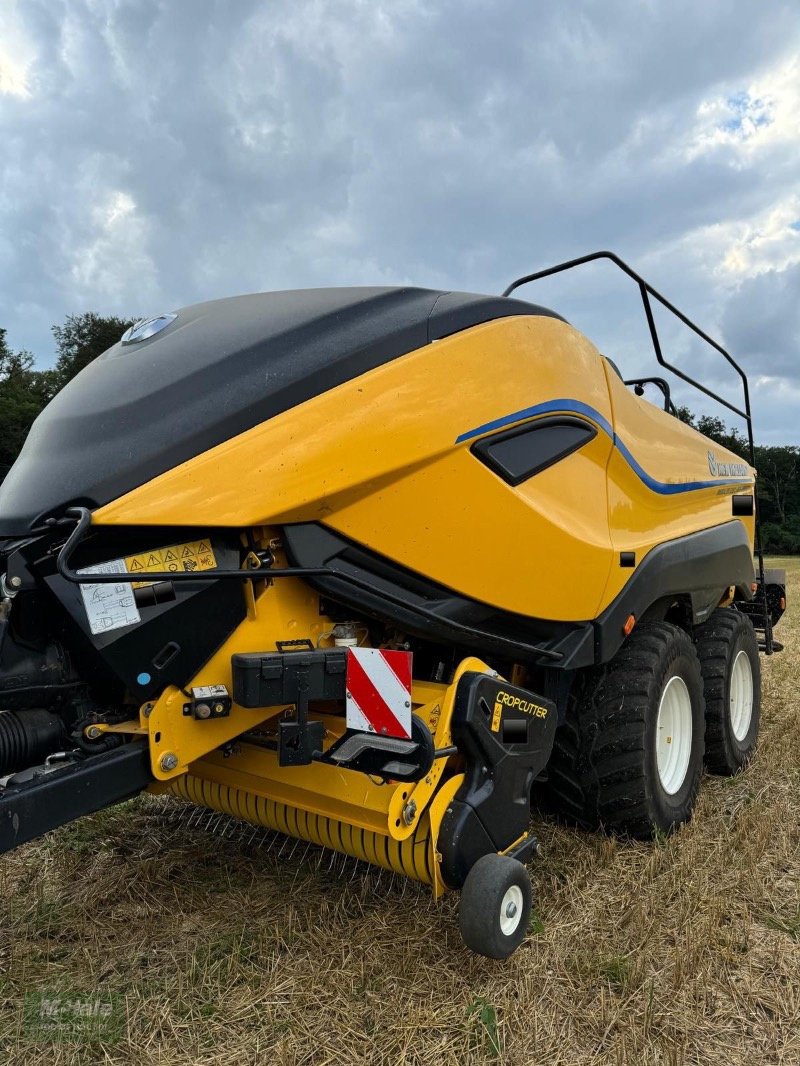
<box><xmin>0</xmin><ymin>709</ymin><xmax>63</xmax><ymax>775</ymax></box>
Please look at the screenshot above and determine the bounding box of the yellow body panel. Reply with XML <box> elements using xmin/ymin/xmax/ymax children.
<box><xmin>599</xmin><ymin>363</ymin><xmax>755</xmax><ymax>605</ymax></box>
<box><xmin>144</xmin><ymin>559</ymin><xmax>329</xmax><ymax>780</ymax></box>
<box><xmin>94</xmin><ymin>317</ymin><xmax>614</xmax><ymax>620</ymax></box>
<box><xmin>94</xmin><ymin>314</ymin><xmax>754</xmax><ymax>624</ymax></box>
<box><xmin>85</xmin><ymin>307</ymin><xmax>757</xmax><ymax>895</ymax></box>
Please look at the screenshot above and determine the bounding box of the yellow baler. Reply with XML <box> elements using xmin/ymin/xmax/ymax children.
<box><xmin>0</xmin><ymin>252</ymin><xmax>783</xmax><ymax>958</ymax></box>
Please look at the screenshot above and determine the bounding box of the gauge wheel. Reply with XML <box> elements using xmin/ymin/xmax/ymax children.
<box><xmin>459</xmin><ymin>854</ymin><xmax>532</xmax><ymax>960</ymax></box>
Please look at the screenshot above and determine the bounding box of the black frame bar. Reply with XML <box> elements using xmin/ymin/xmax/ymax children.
<box><xmin>52</xmin><ymin>507</ymin><xmax>563</xmax><ymax>662</ymax></box>
<box><xmin>0</xmin><ymin>742</ymin><xmax>152</xmax><ymax>854</ymax></box>
<box><xmin>623</xmin><ymin>377</ymin><xmax>676</xmax><ymax>416</ymax></box>
<box><xmin>503</xmin><ymin>250</ymin><xmax>774</xmax><ymax>653</ymax></box>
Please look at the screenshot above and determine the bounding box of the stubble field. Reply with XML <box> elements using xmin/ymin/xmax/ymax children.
<box><xmin>0</xmin><ymin>560</ymin><xmax>798</xmax><ymax>1065</ymax></box>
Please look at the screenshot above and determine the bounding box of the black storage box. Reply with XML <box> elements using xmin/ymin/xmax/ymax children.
<box><xmin>232</xmin><ymin>649</ymin><xmax>348</xmax><ymax>708</ymax></box>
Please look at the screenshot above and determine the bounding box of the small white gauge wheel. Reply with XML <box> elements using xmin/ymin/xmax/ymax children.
<box><xmin>459</xmin><ymin>854</ymin><xmax>532</xmax><ymax>959</ymax></box>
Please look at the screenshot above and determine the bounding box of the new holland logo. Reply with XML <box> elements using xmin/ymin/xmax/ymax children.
<box><xmin>707</xmin><ymin>451</ymin><xmax>748</xmax><ymax>478</ymax></box>
<box><xmin>121</xmin><ymin>313</ymin><xmax>177</xmax><ymax>345</ymax></box>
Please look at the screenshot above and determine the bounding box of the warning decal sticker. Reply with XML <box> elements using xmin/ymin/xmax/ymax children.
<box><xmin>78</xmin><ymin>539</ymin><xmax>218</xmax><ymax>633</ymax></box>
<box><xmin>124</xmin><ymin>540</ymin><xmax>217</xmax><ymax>588</ymax></box>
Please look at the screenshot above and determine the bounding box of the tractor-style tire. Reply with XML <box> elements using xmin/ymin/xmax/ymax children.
<box><xmin>459</xmin><ymin>854</ymin><xmax>532</xmax><ymax>960</ymax></box>
<box><xmin>543</xmin><ymin>622</ymin><xmax>705</xmax><ymax>839</ymax></box>
<box><xmin>693</xmin><ymin>608</ymin><xmax>760</xmax><ymax>776</ymax></box>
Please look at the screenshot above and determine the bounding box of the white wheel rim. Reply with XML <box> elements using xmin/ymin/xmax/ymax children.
<box><xmin>729</xmin><ymin>650</ymin><xmax>754</xmax><ymax>742</ymax></box>
<box><xmin>499</xmin><ymin>885</ymin><xmax>524</xmax><ymax>936</ymax></box>
<box><xmin>656</xmin><ymin>675</ymin><xmax>693</xmax><ymax>795</ymax></box>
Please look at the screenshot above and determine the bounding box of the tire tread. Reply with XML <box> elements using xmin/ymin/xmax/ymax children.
<box><xmin>542</xmin><ymin>621</ymin><xmax>704</xmax><ymax>839</ymax></box>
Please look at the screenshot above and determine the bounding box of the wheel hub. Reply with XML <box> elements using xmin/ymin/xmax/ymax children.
<box><xmin>655</xmin><ymin>674</ymin><xmax>693</xmax><ymax>795</ymax></box>
<box><xmin>729</xmin><ymin>649</ymin><xmax>754</xmax><ymax>742</ymax></box>
<box><xmin>499</xmin><ymin>885</ymin><xmax>524</xmax><ymax>935</ymax></box>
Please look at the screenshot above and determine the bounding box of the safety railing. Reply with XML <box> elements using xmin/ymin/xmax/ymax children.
<box><xmin>502</xmin><ymin>251</ymin><xmax>774</xmax><ymax>653</ymax></box>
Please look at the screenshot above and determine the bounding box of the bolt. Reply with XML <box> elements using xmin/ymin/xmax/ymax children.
<box><xmin>8</xmin><ymin>576</ymin><xmax>22</xmax><ymax>589</ymax></box>
<box><xmin>85</xmin><ymin>725</ymin><xmax>102</xmax><ymax>740</ymax></box>
<box><xmin>194</xmin><ymin>703</ymin><xmax>211</xmax><ymax>719</ymax></box>
<box><xmin>402</xmin><ymin>799</ymin><xmax>417</xmax><ymax>826</ymax></box>
<box><xmin>505</xmin><ymin>901</ymin><xmax>518</xmax><ymax>919</ymax></box>
<box><xmin>160</xmin><ymin>752</ymin><xmax>179</xmax><ymax>772</ymax></box>
<box><xmin>142</xmin><ymin>703</ymin><xmax>154</xmax><ymax>719</ymax></box>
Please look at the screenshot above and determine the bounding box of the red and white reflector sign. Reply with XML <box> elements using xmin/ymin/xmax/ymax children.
<box><xmin>345</xmin><ymin>648</ymin><xmax>413</xmax><ymax>739</ymax></box>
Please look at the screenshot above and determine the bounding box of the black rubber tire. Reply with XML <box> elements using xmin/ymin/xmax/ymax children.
<box><xmin>693</xmin><ymin>608</ymin><xmax>761</xmax><ymax>775</ymax></box>
<box><xmin>458</xmin><ymin>854</ymin><xmax>532</xmax><ymax>960</ymax></box>
<box><xmin>542</xmin><ymin>622</ymin><xmax>705</xmax><ymax>839</ymax></box>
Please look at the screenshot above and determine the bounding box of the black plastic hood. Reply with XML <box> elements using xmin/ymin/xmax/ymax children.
<box><xmin>0</xmin><ymin>286</ymin><xmax>561</xmax><ymax>534</ymax></box>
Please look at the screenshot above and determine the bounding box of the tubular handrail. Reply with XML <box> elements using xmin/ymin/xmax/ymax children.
<box><xmin>503</xmin><ymin>250</ymin><xmax>752</xmax><ymax>440</ymax></box>
<box><xmin>502</xmin><ymin>250</ymin><xmax>774</xmax><ymax>653</ymax></box>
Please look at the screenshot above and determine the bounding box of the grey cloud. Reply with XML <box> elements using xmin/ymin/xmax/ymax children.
<box><xmin>722</xmin><ymin>263</ymin><xmax>800</xmax><ymax>380</ymax></box>
<box><xmin>0</xmin><ymin>0</ymin><xmax>798</xmax><ymax>441</ymax></box>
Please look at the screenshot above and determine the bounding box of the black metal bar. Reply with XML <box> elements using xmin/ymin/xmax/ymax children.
<box><xmin>54</xmin><ymin>508</ymin><xmax>564</xmax><ymax>663</ymax></box>
<box><xmin>503</xmin><ymin>249</ymin><xmax>773</xmax><ymax>651</ymax></box>
<box><xmin>622</xmin><ymin>377</ymin><xmax>675</xmax><ymax>415</ymax></box>
<box><xmin>54</xmin><ymin>507</ymin><xmax>330</xmax><ymax>585</ymax></box>
<box><xmin>639</xmin><ymin>283</ymin><xmax>748</xmax><ymax>420</ymax></box>
<box><xmin>434</xmin><ymin>745</ymin><xmax>458</xmax><ymax>759</ymax></box>
<box><xmin>503</xmin><ymin>251</ymin><xmax>751</xmax><ymax>422</ymax></box>
<box><xmin>0</xmin><ymin>742</ymin><xmax>152</xmax><ymax>854</ymax></box>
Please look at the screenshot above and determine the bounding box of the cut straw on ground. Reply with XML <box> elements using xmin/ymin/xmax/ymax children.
<box><xmin>0</xmin><ymin>559</ymin><xmax>798</xmax><ymax>1065</ymax></box>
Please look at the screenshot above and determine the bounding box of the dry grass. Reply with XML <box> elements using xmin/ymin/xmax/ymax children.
<box><xmin>1</xmin><ymin>560</ymin><xmax>799</xmax><ymax>1065</ymax></box>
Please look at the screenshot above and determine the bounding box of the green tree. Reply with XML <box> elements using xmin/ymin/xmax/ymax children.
<box><xmin>754</xmin><ymin>445</ymin><xmax>800</xmax><ymax>526</ymax></box>
<box><xmin>0</xmin><ymin>329</ymin><xmax>57</xmax><ymax>476</ymax></box>
<box><xmin>0</xmin><ymin>314</ymin><xmax>134</xmax><ymax>482</ymax></box>
<box><xmin>674</xmin><ymin>406</ymin><xmax>749</xmax><ymax>460</ymax></box>
<box><xmin>51</xmin><ymin>313</ymin><xmax>134</xmax><ymax>390</ymax></box>
<box><xmin>676</xmin><ymin>404</ymin><xmax>800</xmax><ymax>553</ymax></box>
<box><xmin>694</xmin><ymin>414</ymin><xmax>749</xmax><ymax>461</ymax></box>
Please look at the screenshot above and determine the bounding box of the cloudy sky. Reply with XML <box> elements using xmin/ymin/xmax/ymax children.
<box><xmin>0</xmin><ymin>0</ymin><xmax>798</xmax><ymax>442</ymax></box>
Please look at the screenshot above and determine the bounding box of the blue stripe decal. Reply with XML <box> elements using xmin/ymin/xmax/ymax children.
<box><xmin>456</xmin><ymin>398</ymin><xmax>753</xmax><ymax>496</ymax></box>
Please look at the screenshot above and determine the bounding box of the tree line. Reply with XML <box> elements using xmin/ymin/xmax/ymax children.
<box><xmin>0</xmin><ymin>314</ymin><xmax>798</xmax><ymax>553</ymax></box>
<box><xmin>674</xmin><ymin>407</ymin><xmax>800</xmax><ymax>554</ymax></box>
<box><xmin>0</xmin><ymin>313</ymin><xmax>133</xmax><ymax>479</ymax></box>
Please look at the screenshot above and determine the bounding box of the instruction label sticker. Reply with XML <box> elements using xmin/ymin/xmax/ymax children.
<box><xmin>78</xmin><ymin>559</ymin><xmax>141</xmax><ymax>636</ymax></box>
<box><xmin>124</xmin><ymin>540</ymin><xmax>217</xmax><ymax>587</ymax></box>
<box><xmin>78</xmin><ymin>539</ymin><xmax>217</xmax><ymax>633</ymax></box>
